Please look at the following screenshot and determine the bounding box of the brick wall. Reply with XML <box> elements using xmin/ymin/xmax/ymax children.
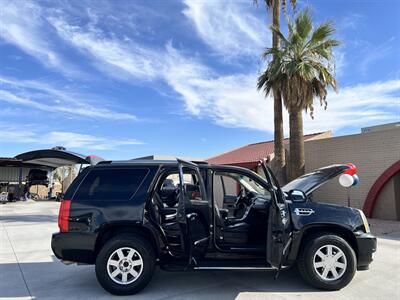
<box><xmin>303</xmin><ymin>127</ymin><xmax>400</xmax><ymax>220</ymax></box>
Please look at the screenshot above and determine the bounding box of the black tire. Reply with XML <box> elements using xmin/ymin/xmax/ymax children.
<box><xmin>297</xmin><ymin>233</ymin><xmax>356</xmax><ymax>290</ymax></box>
<box><xmin>95</xmin><ymin>234</ymin><xmax>156</xmax><ymax>295</ymax></box>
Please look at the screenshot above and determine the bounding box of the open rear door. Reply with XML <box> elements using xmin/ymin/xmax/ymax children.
<box><xmin>261</xmin><ymin>162</ymin><xmax>292</xmax><ymax>270</ymax></box>
<box><xmin>177</xmin><ymin>159</ymin><xmax>209</xmax><ymax>267</ymax></box>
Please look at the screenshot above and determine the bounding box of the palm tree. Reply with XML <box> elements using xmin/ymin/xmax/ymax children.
<box><xmin>254</xmin><ymin>0</ymin><xmax>296</xmax><ymax>185</ymax></box>
<box><xmin>257</xmin><ymin>9</ymin><xmax>340</xmax><ymax>180</ymax></box>
<box><xmin>52</xmin><ymin>165</ymin><xmax>77</xmax><ymax>193</ymax></box>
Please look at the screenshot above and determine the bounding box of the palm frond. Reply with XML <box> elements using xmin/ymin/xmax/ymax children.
<box><xmin>295</xmin><ymin>9</ymin><xmax>313</xmax><ymax>40</ymax></box>
<box><xmin>258</xmin><ymin>7</ymin><xmax>340</xmax><ymax>117</ymax></box>
<box><xmin>261</xmin><ymin>47</ymin><xmax>281</xmax><ymax>59</ymax></box>
<box><xmin>270</xmin><ymin>24</ymin><xmax>291</xmax><ymax>47</ymax></box>
<box><xmin>308</xmin><ymin>22</ymin><xmax>336</xmax><ymax>46</ymax></box>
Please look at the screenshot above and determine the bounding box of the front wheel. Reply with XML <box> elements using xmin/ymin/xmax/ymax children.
<box><xmin>297</xmin><ymin>234</ymin><xmax>356</xmax><ymax>290</ymax></box>
<box><xmin>95</xmin><ymin>234</ymin><xmax>155</xmax><ymax>295</ymax></box>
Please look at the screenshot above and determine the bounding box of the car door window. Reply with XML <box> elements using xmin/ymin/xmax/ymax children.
<box><xmin>161</xmin><ymin>169</ymin><xmax>206</xmax><ymax>204</ymax></box>
<box><xmin>182</xmin><ymin>168</ymin><xmax>206</xmax><ymax>203</ymax></box>
<box><xmin>213</xmin><ymin>171</ymin><xmax>272</xmax><ymax>210</ymax></box>
<box><xmin>74</xmin><ymin>168</ymin><xmax>149</xmax><ymax>201</ymax></box>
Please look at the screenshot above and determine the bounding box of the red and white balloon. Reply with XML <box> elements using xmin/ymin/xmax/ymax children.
<box><xmin>343</xmin><ymin>163</ymin><xmax>357</xmax><ymax>175</ymax></box>
<box><xmin>339</xmin><ymin>163</ymin><xmax>359</xmax><ymax>187</ymax></box>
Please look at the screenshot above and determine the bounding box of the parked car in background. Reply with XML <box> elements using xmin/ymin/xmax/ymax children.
<box><xmin>0</xmin><ymin>192</ymin><xmax>8</xmax><ymax>203</ymax></box>
<box><xmin>52</xmin><ymin>159</ymin><xmax>376</xmax><ymax>295</ymax></box>
<box><xmin>24</xmin><ymin>169</ymin><xmax>48</xmax><ymax>200</ymax></box>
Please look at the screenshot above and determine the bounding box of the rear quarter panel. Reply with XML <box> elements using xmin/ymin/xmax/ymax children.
<box><xmin>68</xmin><ymin>166</ymin><xmax>158</xmax><ymax>234</ymax></box>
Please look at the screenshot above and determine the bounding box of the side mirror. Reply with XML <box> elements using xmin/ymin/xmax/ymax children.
<box><xmin>288</xmin><ymin>189</ymin><xmax>307</xmax><ymax>203</ymax></box>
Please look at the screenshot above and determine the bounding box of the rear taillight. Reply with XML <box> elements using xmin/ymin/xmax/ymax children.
<box><xmin>58</xmin><ymin>200</ymin><xmax>71</xmax><ymax>232</ymax></box>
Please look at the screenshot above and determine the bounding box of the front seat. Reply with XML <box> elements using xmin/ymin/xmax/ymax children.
<box><xmin>215</xmin><ymin>204</ymin><xmax>252</xmax><ymax>233</ymax></box>
<box><xmin>227</xmin><ymin>202</ymin><xmax>254</xmax><ymax>225</ymax></box>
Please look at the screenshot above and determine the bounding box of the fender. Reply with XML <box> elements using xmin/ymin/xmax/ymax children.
<box><xmin>94</xmin><ymin>221</ymin><xmax>162</xmax><ymax>259</ymax></box>
<box><xmin>286</xmin><ymin>223</ymin><xmax>358</xmax><ymax>264</ymax></box>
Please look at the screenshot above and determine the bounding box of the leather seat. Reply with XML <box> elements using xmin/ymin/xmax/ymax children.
<box><xmin>225</xmin><ymin>203</ymin><xmax>254</xmax><ymax>227</ymax></box>
<box><xmin>215</xmin><ymin>203</ymin><xmax>253</xmax><ymax>233</ymax></box>
<box><xmin>225</xmin><ymin>221</ymin><xmax>250</xmax><ymax>232</ymax></box>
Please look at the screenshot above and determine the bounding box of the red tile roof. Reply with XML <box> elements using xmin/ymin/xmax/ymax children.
<box><xmin>207</xmin><ymin>132</ymin><xmax>327</xmax><ymax>166</ymax></box>
<box><xmin>0</xmin><ymin>157</ymin><xmax>19</xmax><ymax>162</ymax></box>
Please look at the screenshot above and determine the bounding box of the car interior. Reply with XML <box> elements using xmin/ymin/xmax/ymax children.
<box><xmin>212</xmin><ymin>171</ymin><xmax>271</xmax><ymax>251</ymax></box>
<box><xmin>147</xmin><ymin>168</ymin><xmax>209</xmax><ymax>256</ymax></box>
<box><xmin>147</xmin><ymin>167</ymin><xmax>272</xmax><ymax>258</ymax></box>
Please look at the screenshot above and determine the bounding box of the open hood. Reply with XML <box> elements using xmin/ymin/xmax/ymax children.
<box><xmin>282</xmin><ymin>164</ymin><xmax>351</xmax><ymax>195</ymax></box>
<box><xmin>15</xmin><ymin>149</ymin><xmax>104</xmax><ymax>169</ymax></box>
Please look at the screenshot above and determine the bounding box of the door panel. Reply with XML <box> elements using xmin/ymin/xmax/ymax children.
<box><xmin>261</xmin><ymin>162</ymin><xmax>292</xmax><ymax>269</ymax></box>
<box><xmin>177</xmin><ymin>162</ymin><xmax>189</xmax><ymax>256</ymax></box>
<box><xmin>267</xmin><ymin>201</ymin><xmax>291</xmax><ymax>268</ymax></box>
<box><xmin>177</xmin><ymin>159</ymin><xmax>209</xmax><ymax>266</ymax></box>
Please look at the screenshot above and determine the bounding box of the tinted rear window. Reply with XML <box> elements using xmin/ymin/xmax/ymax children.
<box><xmin>74</xmin><ymin>168</ymin><xmax>149</xmax><ymax>201</ymax></box>
<box><xmin>64</xmin><ymin>167</ymin><xmax>90</xmax><ymax>199</ymax></box>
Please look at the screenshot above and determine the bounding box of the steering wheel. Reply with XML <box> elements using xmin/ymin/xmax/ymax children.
<box><xmin>235</xmin><ymin>188</ymin><xmax>255</xmax><ymax>206</ymax></box>
<box><xmin>233</xmin><ymin>188</ymin><xmax>250</xmax><ymax>217</ymax></box>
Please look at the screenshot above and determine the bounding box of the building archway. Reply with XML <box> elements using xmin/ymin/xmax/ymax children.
<box><xmin>363</xmin><ymin>160</ymin><xmax>400</xmax><ymax>217</ymax></box>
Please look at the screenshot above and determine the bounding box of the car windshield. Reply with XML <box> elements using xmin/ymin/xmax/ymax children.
<box><xmin>221</xmin><ymin>173</ymin><xmax>269</xmax><ymax>196</ymax></box>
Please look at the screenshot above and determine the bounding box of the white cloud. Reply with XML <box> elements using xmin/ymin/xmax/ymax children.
<box><xmin>44</xmin><ymin>14</ymin><xmax>273</xmax><ymax>128</ymax></box>
<box><xmin>3</xmin><ymin>0</ymin><xmax>396</xmax><ymax>138</ymax></box>
<box><xmin>304</xmin><ymin>80</ymin><xmax>400</xmax><ymax>133</ymax></box>
<box><xmin>182</xmin><ymin>0</ymin><xmax>269</xmax><ymax>59</ymax></box>
<box><xmin>163</xmin><ymin>46</ymin><xmax>274</xmax><ymax>129</ymax></box>
<box><xmin>47</xmin><ymin>17</ymin><xmax>162</xmax><ymax>81</ymax></box>
<box><xmin>158</xmin><ymin>43</ymin><xmax>399</xmax><ymax>134</ymax></box>
<box><xmin>0</xmin><ymin>76</ymin><xmax>137</xmax><ymax>120</ymax></box>
<box><xmin>160</xmin><ymin>48</ymin><xmax>400</xmax><ymax>135</ymax></box>
<box><xmin>0</xmin><ymin>125</ymin><xmax>38</xmax><ymax>144</ymax></box>
<box><xmin>46</xmin><ymin>131</ymin><xmax>143</xmax><ymax>150</ymax></box>
<box><xmin>334</xmin><ymin>49</ymin><xmax>346</xmax><ymax>78</ymax></box>
<box><xmin>337</xmin><ymin>13</ymin><xmax>365</xmax><ymax>32</ymax></box>
<box><xmin>0</xmin><ymin>125</ymin><xmax>143</xmax><ymax>151</ymax></box>
<box><xmin>0</xmin><ymin>0</ymin><xmax>80</xmax><ymax>77</ymax></box>
<box><xmin>359</xmin><ymin>37</ymin><xmax>396</xmax><ymax>75</ymax></box>
<box><xmin>44</xmin><ymin>10</ymin><xmax>400</xmax><ymax>136</ymax></box>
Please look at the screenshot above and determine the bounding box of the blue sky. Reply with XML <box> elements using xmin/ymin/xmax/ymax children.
<box><xmin>0</xmin><ymin>0</ymin><xmax>399</xmax><ymax>160</ymax></box>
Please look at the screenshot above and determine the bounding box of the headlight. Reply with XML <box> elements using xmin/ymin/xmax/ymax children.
<box><xmin>358</xmin><ymin>209</ymin><xmax>370</xmax><ymax>233</ymax></box>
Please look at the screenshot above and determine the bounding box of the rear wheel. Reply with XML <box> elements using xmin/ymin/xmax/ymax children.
<box><xmin>95</xmin><ymin>234</ymin><xmax>155</xmax><ymax>295</ymax></box>
<box><xmin>298</xmin><ymin>234</ymin><xmax>356</xmax><ymax>290</ymax></box>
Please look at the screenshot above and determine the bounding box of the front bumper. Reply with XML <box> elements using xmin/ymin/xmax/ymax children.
<box><xmin>355</xmin><ymin>232</ymin><xmax>377</xmax><ymax>270</ymax></box>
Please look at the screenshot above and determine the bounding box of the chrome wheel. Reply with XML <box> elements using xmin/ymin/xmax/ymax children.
<box><xmin>313</xmin><ymin>244</ymin><xmax>347</xmax><ymax>281</ymax></box>
<box><xmin>107</xmin><ymin>247</ymin><xmax>143</xmax><ymax>285</ymax></box>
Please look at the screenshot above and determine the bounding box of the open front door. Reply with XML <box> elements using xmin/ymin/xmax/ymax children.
<box><xmin>261</xmin><ymin>162</ymin><xmax>292</xmax><ymax>270</ymax></box>
<box><xmin>177</xmin><ymin>159</ymin><xmax>209</xmax><ymax>267</ymax></box>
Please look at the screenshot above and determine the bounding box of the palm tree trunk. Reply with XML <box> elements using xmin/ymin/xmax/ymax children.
<box><xmin>289</xmin><ymin>108</ymin><xmax>305</xmax><ymax>180</ymax></box>
<box><xmin>272</xmin><ymin>0</ymin><xmax>286</xmax><ymax>185</ymax></box>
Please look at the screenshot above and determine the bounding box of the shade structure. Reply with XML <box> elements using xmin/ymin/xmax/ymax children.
<box><xmin>15</xmin><ymin>149</ymin><xmax>103</xmax><ymax>169</ymax></box>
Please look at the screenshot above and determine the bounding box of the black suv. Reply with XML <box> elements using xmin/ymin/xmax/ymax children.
<box><xmin>52</xmin><ymin>159</ymin><xmax>376</xmax><ymax>295</ymax></box>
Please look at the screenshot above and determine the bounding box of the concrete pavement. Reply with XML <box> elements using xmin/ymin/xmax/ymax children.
<box><xmin>1</xmin><ymin>201</ymin><xmax>399</xmax><ymax>300</ymax></box>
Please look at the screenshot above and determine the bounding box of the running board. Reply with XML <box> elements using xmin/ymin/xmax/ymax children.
<box><xmin>194</xmin><ymin>265</ymin><xmax>289</xmax><ymax>270</ymax></box>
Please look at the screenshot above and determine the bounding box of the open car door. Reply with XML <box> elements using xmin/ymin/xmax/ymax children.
<box><xmin>177</xmin><ymin>159</ymin><xmax>209</xmax><ymax>267</ymax></box>
<box><xmin>260</xmin><ymin>161</ymin><xmax>292</xmax><ymax>271</ymax></box>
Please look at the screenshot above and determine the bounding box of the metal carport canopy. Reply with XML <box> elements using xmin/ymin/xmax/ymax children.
<box><xmin>15</xmin><ymin>149</ymin><xmax>103</xmax><ymax>169</ymax></box>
